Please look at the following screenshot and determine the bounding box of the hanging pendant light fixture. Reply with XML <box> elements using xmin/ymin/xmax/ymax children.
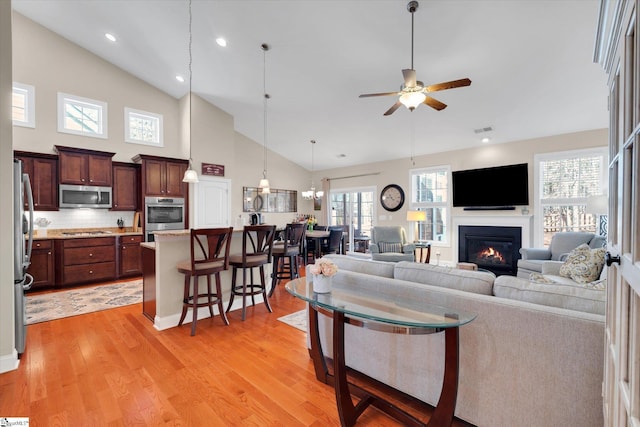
<box><xmin>302</xmin><ymin>140</ymin><xmax>324</xmax><ymax>200</ymax></box>
<box><xmin>182</xmin><ymin>0</ymin><xmax>199</xmax><ymax>183</ymax></box>
<box><xmin>258</xmin><ymin>43</ymin><xmax>271</xmax><ymax>194</ymax></box>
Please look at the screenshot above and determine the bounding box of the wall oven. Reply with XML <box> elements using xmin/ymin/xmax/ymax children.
<box><xmin>145</xmin><ymin>197</ymin><xmax>185</xmax><ymax>242</ymax></box>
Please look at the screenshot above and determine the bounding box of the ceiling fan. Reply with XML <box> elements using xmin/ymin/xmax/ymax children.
<box><xmin>359</xmin><ymin>1</ymin><xmax>472</xmax><ymax>116</ymax></box>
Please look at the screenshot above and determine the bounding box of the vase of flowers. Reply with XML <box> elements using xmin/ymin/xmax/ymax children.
<box><xmin>309</xmin><ymin>258</ymin><xmax>338</xmax><ymax>293</ymax></box>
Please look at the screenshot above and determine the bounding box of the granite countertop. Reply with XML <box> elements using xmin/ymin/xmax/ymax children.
<box><xmin>33</xmin><ymin>227</ymin><xmax>143</xmax><ymax>240</ymax></box>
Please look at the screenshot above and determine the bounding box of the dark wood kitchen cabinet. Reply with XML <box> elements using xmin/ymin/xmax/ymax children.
<box><xmin>55</xmin><ymin>237</ymin><xmax>116</xmax><ymax>286</ymax></box>
<box><xmin>132</xmin><ymin>154</ymin><xmax>188</xmax><ymax>197</ymax></box>
<box><xmin>14</xmin><ymin>151</ymin><xmax>58</xmax><ymax>211</ymax></box>
<box><xmin>112</xmin><ymin>162</ymin><xmax>140</xmax><ymax>211</ymax></box>
<box><xmin>118</xmin><ymin>235</ymin><xmax>143</xmax><ymax>277</ymax></box>
<box><xmin>55</xmin><ymin>145</ymin><xmax>115</xmax><ymax>186</ymax></box>
<box><xmin>26</xmin><ymin>239</ymin><xmax>55</xmax><ymax>289</ymax></box>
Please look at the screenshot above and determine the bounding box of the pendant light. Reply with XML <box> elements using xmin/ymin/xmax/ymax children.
<box><xmin>258</xmin><ymin>43</ymin><xmax>271</xmax><ymax>194</ymax></box>
<box><xmin>182</xmin><ymin>0</ymin><xmax>199</xmax><ymax>183</ymax></box>
<box><xmin>302</xmin><ymin>140</ymin><xmax>324</xmax><ymax>200</ymax></box>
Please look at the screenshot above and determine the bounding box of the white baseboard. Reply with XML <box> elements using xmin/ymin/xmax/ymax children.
<box><xmin>0</xmin><ymin>348</ymin><xmax>20</xmax><ymax>374</ymax></box>
<box><xmin>153</xmin><ymin>295</ymin><xmax>266</xmax><ymax>331</ymax></box>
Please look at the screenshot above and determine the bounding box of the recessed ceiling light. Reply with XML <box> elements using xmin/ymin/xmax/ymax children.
<box><xmin>215</xmin><ymin>37</ymin><xmax>227</xmax><ymax>47</ymax></box>
<box><xmin>481</xmin><ymin>137</ymin><xmax>490</xmax><ymax>143</ymax></box>
<box><xmin>176</xmin><ymin>75</ymin><xmax>185</xmax><ymax>83</ymax></box>
<box><xmin>105</xmin><ymin>33</ymin><xmax>116</xmax><ymax>42</ymax></box>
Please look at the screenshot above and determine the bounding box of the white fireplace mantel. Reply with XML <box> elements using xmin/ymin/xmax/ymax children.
<box><xmin>452</xmin><ymin>215</ymin><xmax>533</xmax><ymax>264</ymax></box>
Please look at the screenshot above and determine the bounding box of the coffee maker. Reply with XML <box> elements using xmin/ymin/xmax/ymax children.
<box><xmin>250</xmin><ymin>213</ymin><xmax>262</xmax><ymax>225</ymax></box>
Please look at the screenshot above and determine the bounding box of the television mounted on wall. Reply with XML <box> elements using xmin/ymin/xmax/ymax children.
<box><xmin>452</xmin><ymin>163</ymin><xmax>529</xmax><ymax>209</ymax></box>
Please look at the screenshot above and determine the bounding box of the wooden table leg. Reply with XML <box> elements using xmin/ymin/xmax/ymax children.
<box><xmin>427</xmin><ymin>327</ymin><xmax>459</xmax><ymax>427</ymax></box>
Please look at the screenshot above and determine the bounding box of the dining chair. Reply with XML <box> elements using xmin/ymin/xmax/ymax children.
<box><xmin>321</xmin><ymin>227</ymin><xmax>343</xmax><ymax>256</ymax></box>
<box><xmin>226</xmin><ymin>225</ymin><xmax>277</xmax><ymax>321</ymax></box>
<box><xmin>176</xmin><ymin>227</ymin><xmax>233</xmax><ymax>336</ymax></box>
<box><xmin>270</xmin><ymin>223</ymin><xmax>306</xmax><ymax>296</ymax></box>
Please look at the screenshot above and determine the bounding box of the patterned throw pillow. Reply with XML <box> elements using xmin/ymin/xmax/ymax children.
<box><xmin>378</xmin><ymin>242</ymin><xmax>402</xmax><ymax>253</ymax></box>
<box><xmin>559</xmin><ymin>243</ymin><xmax>606</xmax><ymax>284</ymax></box>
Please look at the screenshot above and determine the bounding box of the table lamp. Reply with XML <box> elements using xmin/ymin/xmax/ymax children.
<box><xmin>586</xmin><ymin>194</ymin><xmax>608</xmax><ymax>237</ymax></box>
<box><xmin>406</xmin><ymin>210</ymin><xmax>427</xmax><ymax>242</ymax></box>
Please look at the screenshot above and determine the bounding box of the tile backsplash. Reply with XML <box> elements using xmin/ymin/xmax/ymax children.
<box><xmin>32</xmin><ymin>210</ymin><xmax>136</xmax><ymax>231</ymax></box>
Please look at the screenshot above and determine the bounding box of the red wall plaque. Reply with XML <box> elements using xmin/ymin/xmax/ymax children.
<box><xmin>202</xmin><ymin>163</ymin><xmax>225</xmax><ymax>177</ymax></box>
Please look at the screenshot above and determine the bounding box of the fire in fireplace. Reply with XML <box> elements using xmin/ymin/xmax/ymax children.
<box><xmin>458</xmin><ymin>226</ymin><xmax>522</xmax><ymax>276</ymax></box>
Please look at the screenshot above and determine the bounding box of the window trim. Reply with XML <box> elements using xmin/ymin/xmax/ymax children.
<box><xmin>533</xmin><ymin>147</ymin><xmax>608</xmax><ymax>246</ymax></box>
<box><xmin>12</xmin><ymin>82</ymin><xmax>35</xmax><ymax>128</ymax></box>
<box><xmin>124</xmin><ymin>107</ymin><xmax>164</xmax><ymax>146</ymax></box>
<box><xmin>57</xmin><ymin>92</ymin><xmax>108</xmax><ymax>139</ymax></box>
<box><xmin>409</xmin><ymin>165</ymin><xmax>451</xmax><ymax>246</ymax></box>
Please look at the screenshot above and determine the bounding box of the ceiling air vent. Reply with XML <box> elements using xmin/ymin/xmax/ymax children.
<box><xmin>473</xmin><ymin>126</ymin><xmax>493</xmax><ymax>133</ymax></box>
<box><xmin>474</xmin><ymin>126</ymin><xmax>493</xmax><ymax>134</ymax></box>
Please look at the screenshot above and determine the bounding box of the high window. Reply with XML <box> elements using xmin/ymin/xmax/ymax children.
<box><xmin>57</xmin><ymin>92</ymin><xmax>108</xmax><ymax>139</ymax></box>
<box><xmin>535</xmin><ymin>147</ymin><xmax>608</xmax><ymax>245</ymax></box>
<box><xmin>12</xmin><ymin>83</ymin><xmax>35</xmax><ymax>128</ymax></box>
<box><xmin>410</xmin><ymin>166</ymin><xmax>450</xmax><ymax>244</ymax></box>
<box><xmin>125</xmin><ymin>107</ymin><xmax>163</xmax><ymax>146</ymax></box>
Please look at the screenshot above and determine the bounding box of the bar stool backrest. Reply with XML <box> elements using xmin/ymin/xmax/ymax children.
<box><xmin>242</xmin><ymin>225</ymin><xmax>277</xmax><ymax>263</ymax></box>
<box><xmin>284</xmin><ymin>223</ymin><xmax>306</xmax><ymax>253</ymax></box>
<box><xmin>190</xmin><ymin>227</ymin><xmax>234</xmax><ymax>272</ymax></box>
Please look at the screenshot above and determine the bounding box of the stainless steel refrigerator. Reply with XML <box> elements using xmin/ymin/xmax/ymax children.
<box><xmin>14</xmin><ymin>159</ymin><xmax>34</xmax><ymax>356</ymax></box>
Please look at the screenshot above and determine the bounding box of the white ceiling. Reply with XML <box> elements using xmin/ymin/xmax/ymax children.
<box><xmin>12</xmin><ymin>0</ymin><xmax>609</xmax><ymax>171</ymax></box>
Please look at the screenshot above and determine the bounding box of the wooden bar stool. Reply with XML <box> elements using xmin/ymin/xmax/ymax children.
<box><xmin>226</xmin><ymin>225</ymin><xmax>277</xmax><ymax>321</ymax></box>
<box><xmin>270</xmin><ymin>223</ymin><xmax>306</xmax><ymax>297</ymax></box>
<box><xmin>176</xmin><ymin>227</ymin><xmax>233</xmax><ymax>336</ymax></box>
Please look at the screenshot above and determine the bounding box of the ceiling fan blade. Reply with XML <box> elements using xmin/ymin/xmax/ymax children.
<box><xmin>425</xmin><ymin>78</ymin><xmax>472</xmax><ymax>93</ymax></box>
<box><xmin>359</xmin><ymin>91</ymin><xmax>400</xmax><ymax>98</ymax></box>
<box><xmin>383</xmin><ymin>101</ymin><xmax>403</xmax><ymax>116</ymax></box>
<box><xmin>402</xmin><ymin>69</ymin><xmax>417</xmax><ymax>88</ymax></box>
<box><xmin>423</xmin><ymin>96</ymin><xmax>447</xmax><ymax>111</ymax></box>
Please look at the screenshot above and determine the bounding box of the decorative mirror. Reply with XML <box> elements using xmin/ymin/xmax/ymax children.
<box><xmin>243</xmin><ymin>187</ymin><xmax>297</xmax><ymax>213</ymax></box>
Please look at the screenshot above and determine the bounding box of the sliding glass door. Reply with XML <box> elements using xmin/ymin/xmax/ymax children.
<box><xmin>329</xmin><ymin>187</ymin><xmax>375</xmax><ymax>253</ymax></box>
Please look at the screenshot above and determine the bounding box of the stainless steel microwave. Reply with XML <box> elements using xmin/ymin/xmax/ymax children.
<box><xmin>59</xmin><ymin>184</ymin><xmax>112</xmax><ymax>208</ymax></box>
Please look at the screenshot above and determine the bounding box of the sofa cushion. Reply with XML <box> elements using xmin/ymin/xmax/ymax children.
<box><xmin>559</xmin><ymin>244</ymin><xmax>606</xmax><ymax>284</ymax></box>
<box><xmin>493</xmin><ymin>275</ymin><xmax>605</xmax><ymax>315</ymax></box>
<box><xmin>321</xmin><ymin>254</ymin><xmax>395</xmax><ymax>278</ymax></box>
<box><xmin>393</xmin><ymin>261</ymin><xmax>495</xmax><ymax>295</ymax></box>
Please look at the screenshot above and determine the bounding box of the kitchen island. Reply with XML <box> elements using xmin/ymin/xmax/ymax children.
<box><xmin>141</xmin><ymin>229</ymin><xmax>275</xmax><ymax>331</ymax></box>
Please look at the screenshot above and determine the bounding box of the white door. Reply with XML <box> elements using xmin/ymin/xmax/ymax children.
<box><xmin>596</xmin><ymin>3</ymin><xmax>640</xmax><ymax>425</ymax></box>
<box><xmin>193</xmin><ymin>176</ymin><xmax>231</xmax><ymax>228</ymax></box>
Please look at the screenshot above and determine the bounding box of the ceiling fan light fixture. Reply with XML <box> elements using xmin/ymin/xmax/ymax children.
<box><xmin>400</xmin><ymin>91</ymin><xmax>426</xmax><ymax>110</ymax></box>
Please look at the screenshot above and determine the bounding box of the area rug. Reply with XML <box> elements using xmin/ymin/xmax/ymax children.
<box><xmin>26</xmin><ymin>279</ymin><xmax>143</xmax><ymax>325</ymax></box>
<box><xmin>277</xmin><ymin>309</ymin><xmax>307</xmax><ymax>332</ymax></box>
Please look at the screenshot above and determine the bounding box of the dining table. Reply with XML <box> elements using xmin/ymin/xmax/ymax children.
<box><xmin>306</xmin><ymin>230</ymin><xmax>330</xmax><ymax>259</ymax></box>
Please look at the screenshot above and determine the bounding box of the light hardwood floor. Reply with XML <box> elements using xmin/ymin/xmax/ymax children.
<box><xmin>1</xmin><ymin>281</ymin><xmax>473</xmax><ymax>426</ymax></box>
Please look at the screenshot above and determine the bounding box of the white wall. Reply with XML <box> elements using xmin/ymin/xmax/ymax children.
<box><xmin>0</xmin><ymin>0</ymin><xmax>17</xmax><ymax>373</ymax></box>
<box><xmin>319</xmin><ymin>128</ymin><xmax>608</xmax><ymax>261</ymax></box>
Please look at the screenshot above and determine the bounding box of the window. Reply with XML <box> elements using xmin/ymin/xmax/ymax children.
<box><xmin>57</xmin><ymin>92</ymin><xmax>108</xmax><ymax>139</ymax></box>
<box><xmin>535</xmin><ymin>148</ymin><xmax>608</xmax><ymax>245</ymax></box>
<box><xmin>124</xmin><ymin>107</ymin><xmax>164</xmax><ymax>146</ymax></box>
<box><xmin>12</xmin><ymin>82</ymin><xmax>35</xmax><ymax>128</ymax></box>
<box><xmin>410</xmin><ymin>166</ymin><xmax>450</xmax><ymax>244</ymax></box>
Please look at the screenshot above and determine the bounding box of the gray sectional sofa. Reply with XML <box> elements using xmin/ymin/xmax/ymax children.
<box><xmin>311</xmin><ymin>254</ymin><xmax>605</xmax><ymax>427</ymax></box>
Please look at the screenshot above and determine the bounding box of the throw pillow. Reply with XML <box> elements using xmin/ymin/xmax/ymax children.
<box><xmin>378</xmin><ymin>242</ymin><xmax>402</xmax><ymax>253</ymax></box>
<box><xmin>559</xmin><ymin>243</ymin><xmax>606</xmax><ymax>284</ymax></box>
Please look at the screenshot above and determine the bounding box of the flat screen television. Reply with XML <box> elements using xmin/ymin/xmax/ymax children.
<box><xmin>452</xmin><ymin>163</ymin><xmax>529</xmax><ymax>209</ymax></box>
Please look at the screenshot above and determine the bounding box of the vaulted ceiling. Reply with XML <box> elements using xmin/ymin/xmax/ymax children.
<box><xmin>12</xmin><ymin>0</ymin><xmax>608</xmax><ymax>170</ymax></box>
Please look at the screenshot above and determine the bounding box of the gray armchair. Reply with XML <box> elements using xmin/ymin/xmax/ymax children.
<box><xmin>369</xmin><ymin>226</ymin><xmax>415</xmax><ymax>262</ymax></box>
<box><xmin>517</xmin><ymin>232</ymin><xmax>606</xmax><ymax>278</ymax></box>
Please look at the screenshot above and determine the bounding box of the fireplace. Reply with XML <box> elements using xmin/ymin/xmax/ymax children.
<box><xmin>458</xmin><ymin>226</ymin><xmax>522</xmax><ymax>276</ymax></box>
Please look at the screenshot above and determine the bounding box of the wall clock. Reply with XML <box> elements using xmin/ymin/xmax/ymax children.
<box><xmin>380</xmin><ymin>184</ymin><xmax>405</xmax><ymax>212</ymax></box>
